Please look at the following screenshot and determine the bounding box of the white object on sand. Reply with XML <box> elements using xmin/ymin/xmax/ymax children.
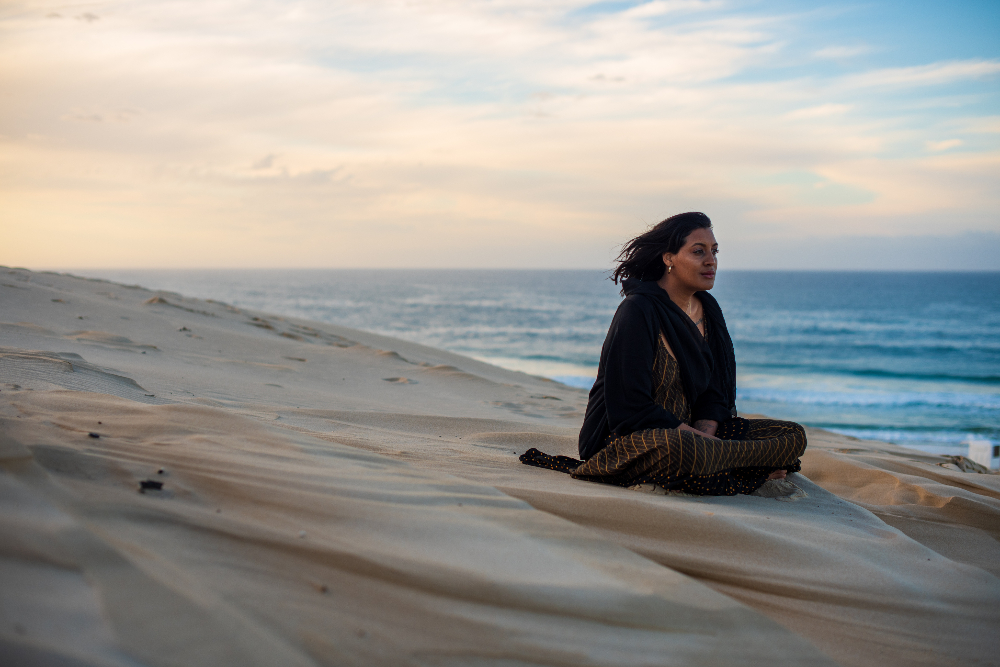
<box><xmin>966</xmin><ymin>439</ymin><xmax>999</xmax><ymax>470</ymax></box>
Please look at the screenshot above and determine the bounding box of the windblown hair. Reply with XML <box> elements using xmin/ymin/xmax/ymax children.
<box><xmin>611</xmin><ymin>212</ymin><xmax>713</xmax><ymax>291</ymax></box>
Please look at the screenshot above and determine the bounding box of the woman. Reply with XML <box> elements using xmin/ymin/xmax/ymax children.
<box><xmin>521</xmin><ymin>212</ymin><xmax>806</xmax><ymax>496</ymax></box>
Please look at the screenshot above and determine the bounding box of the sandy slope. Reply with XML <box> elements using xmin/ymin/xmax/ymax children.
<box><xmin>1</xmin><ymin>267</ymin><xmax>998</xmax><ymax>667</ymax></box>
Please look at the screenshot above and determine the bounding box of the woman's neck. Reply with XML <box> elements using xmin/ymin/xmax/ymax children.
<box><xmin>657</xmin><ymin>275</ymin><xmax>699</xmax><ymax>316</ymax></box>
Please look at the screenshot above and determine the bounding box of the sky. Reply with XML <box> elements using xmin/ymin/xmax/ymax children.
<box><xmin>1</xmin><ymin>0</ymin><xmax>998</xmax><ymax>270</ymax></box>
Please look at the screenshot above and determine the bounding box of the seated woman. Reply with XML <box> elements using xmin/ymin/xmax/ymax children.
<box><xmin>521</xmin><ymin>212</ymin><xmax>807</xmax><ymax>496</ymax></box>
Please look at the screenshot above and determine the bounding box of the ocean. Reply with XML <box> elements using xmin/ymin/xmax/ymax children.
<box><xmin>77</xmin><ymin>269</ymin><xmax>999</xmax><ymax>456</ymax></box>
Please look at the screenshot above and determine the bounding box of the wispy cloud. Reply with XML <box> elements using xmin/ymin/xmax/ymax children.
<box><xmin>784</xmin><ymin>104</ymin><xmax>852</xmax><ymax>120</ymax></box>
<box><xmin>841</xmin><ymin>59</ymin><xmax>1000</xmax><ymax>89</ymax></box>
<box><xmin>0</xmin><ymin>0</ymin><xmax>997</xmax><ymax>268</ymax></box>
<box><xmin>926</xmin><ymin>139</ymin><xmax>963</xmax><ymax>152</ymax></box>
<box><xmin>813</xmin><ymin>45</ymin><xmax>870</xmax><ymax>59</ymax></box>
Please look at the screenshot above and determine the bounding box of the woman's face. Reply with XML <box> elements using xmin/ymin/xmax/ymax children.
<box><xmin>662</xmin><ymin>227</ymin><xmax>718</xmax><ymax>291</ymax></box>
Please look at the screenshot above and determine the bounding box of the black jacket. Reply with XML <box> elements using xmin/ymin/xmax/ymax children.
<box><xmin>578</xmin><ymin>279</ymin><xmax>736</xmax><ymax>460</ymax></box>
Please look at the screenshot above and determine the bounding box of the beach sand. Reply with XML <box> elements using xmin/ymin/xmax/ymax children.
<box><xmin>2</xmin><ymin>267</ymin><xmax>998</xmax><ymax>667</ymax></box>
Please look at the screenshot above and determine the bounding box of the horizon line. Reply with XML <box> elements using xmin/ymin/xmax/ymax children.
<box><xmin>14</xmin><ymin>266</ymin><xmax>1000</xmax><ymax>274</ymax></box>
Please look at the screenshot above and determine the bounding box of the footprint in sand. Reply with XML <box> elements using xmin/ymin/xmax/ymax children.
<box><xmin>66</xmin><ymin>331</ymin><xmax>158</xmax><ymax>352</ymax></box>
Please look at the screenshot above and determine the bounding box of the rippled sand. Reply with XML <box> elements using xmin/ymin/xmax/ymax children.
<box><xmin>2</xmin><ymin>267</ymin><xmax>998</xmax><ymax>667</ymax></box>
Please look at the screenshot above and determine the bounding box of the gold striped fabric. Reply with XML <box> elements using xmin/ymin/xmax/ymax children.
<box><xmin>652</xmin><ymin>331</ymin><xmax>691</xmax><ymax>425</ymax></box>
<box><xmin>571</xmin><ymin>418</ymin><xmax>806</xmax><ymax>489</ymax></box>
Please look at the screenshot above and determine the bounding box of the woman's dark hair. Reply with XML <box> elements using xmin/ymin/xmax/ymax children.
<box><xmin>611</xmin><ymin>212</ymin><xmax>712</xmax><ymax>289</ymax></box>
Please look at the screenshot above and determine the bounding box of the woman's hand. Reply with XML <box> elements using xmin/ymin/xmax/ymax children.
<box><xmin>678</xmin><ymin>422</ymin><xmax>720</xmax><ymax>440</ymax></box>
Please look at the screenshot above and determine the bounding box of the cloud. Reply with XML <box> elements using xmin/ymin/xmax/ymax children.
<box><xmin>252</xmin><ymin>154</ymin><xmax>276</xmax><ymax>170</ymax></box>
<box><xmin>0</xmin><ymin>0</ymin><xmax>998</xmax><ymax>269</ymax></box>
<box><xmin>841</xmin><ymin>59</ymin><xmax>1000</xmax><ymax>89</ymax></box>
<box><xmin>926</xmin><ymin>139</ymin><xmax>963</xmax><ymax>152</ymax></box>
<box><xmin>812</xmin><ymin>45</ymin><xmax>870</xmax><ymax>60</ymax></box>
<box><xmin>957</xmin><ymin>116</ymin><xmax>1000</xmax><ymax>134</ymax></box>
<box><xmin>784</xmin><ymin>104</ymin><xmax>852</xmax><ymax>120</ymax></box>
<box><xmin>620</xmin><ymin>0</ymin><xmax>723</xmax><ymax>19</ymax></box>
<box><xmin>754</xmin><ymin>171</ymin><xmax>876</xmax><ymax>207</ymax></box>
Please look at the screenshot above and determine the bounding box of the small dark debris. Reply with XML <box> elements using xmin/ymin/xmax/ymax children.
<box><xmin>144</xmin><ymin>393</ymin><xmax>155</xmax><ymax>397</ymax></box>
<box><xmin>319</xmin><ymin>584</ymin><xmax>329</xmax><ymax>594</ymax></box>
<box><xmin>77</xmin><ymin>315</ymin><xmax>85</xmax><ymax>319</ymax></box>
<box><xmin>139</xmin><ymin>480</ymin><xmax>163</xmax><ymax>492</ymax></box>
<box><xmin>88</xmin><ymin>432</ymin><xmax>100</xmax><ymax>438</ymax></box>
<box><xmin>98</xmin><ymin>421</ymin><xmax>102</xmax><ymax>424</ymax></box>
<box><xmin>157</xmin><ymin>468</ymin><xmax>165</xmax><ymax>475</ymax></box>
<box><xmin>51</xmin><ymin>298</ymin><xmax>64</xmax><ymax>302</ymax></box>
<box><xmin>141</xmin><ymin>351</ymin><xmax>146</xmax><ymax>354</ymax></box>
<box><xmin>179</xmin><ymin>327</ymin><xmax>190</xmax><ymax>332</ymax></box>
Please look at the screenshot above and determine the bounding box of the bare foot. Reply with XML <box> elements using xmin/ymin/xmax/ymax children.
<box><xmin>767</xmin><ymin>469</ymin><xmax>787</xmax><ymax>481</ymax></box>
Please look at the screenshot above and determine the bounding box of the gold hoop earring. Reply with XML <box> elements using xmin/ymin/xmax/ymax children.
<box><xmin>667</xmin><ymin>265</ymin><xmax>672</xmax><ymax>274</ymax></box>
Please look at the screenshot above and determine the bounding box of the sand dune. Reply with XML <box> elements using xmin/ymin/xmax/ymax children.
<box><xmin>1</xmin><ymin>267</ymin><xmax>998</xmax><ymax>667</ymax></box>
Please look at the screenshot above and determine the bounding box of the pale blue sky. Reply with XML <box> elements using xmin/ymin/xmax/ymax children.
<box><xmin>2</xmin><ymin>0</ymin><xmax>998</xmax><ymax>269</ymax></box>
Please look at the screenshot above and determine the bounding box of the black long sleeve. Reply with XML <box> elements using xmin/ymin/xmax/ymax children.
<box><xmin>603</xmin><ymin>299</ymin><xmax>683</xmax><ymax>434</ymax></box>
<box><xmin>579</xmin><ymin>297</ymin><xmax>682</xmax><ymax>459</ymax></box>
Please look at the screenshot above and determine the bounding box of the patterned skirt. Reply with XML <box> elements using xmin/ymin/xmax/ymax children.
<box><xmin>520</xmin><ymin>417</ymin><xmax>807</xmax><ymax>496</ymax></box>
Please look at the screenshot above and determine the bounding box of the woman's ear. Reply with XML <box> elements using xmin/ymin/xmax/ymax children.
<box><xmin>661</xmin><ymin>251</ymin><xmax>673</xmax><ymax>268</ymax></box>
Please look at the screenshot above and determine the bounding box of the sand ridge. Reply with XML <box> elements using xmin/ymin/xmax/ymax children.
<box><xmin>1</xmin><ymin>267</ymin><xmax>998</xmax><ymax>667</ymax></box>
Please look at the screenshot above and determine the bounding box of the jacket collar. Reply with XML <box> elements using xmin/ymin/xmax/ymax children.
<box><xmin>622</xmin><ymin>277</ymin><xmax>668</xmax><ymax>299</ymax></box>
